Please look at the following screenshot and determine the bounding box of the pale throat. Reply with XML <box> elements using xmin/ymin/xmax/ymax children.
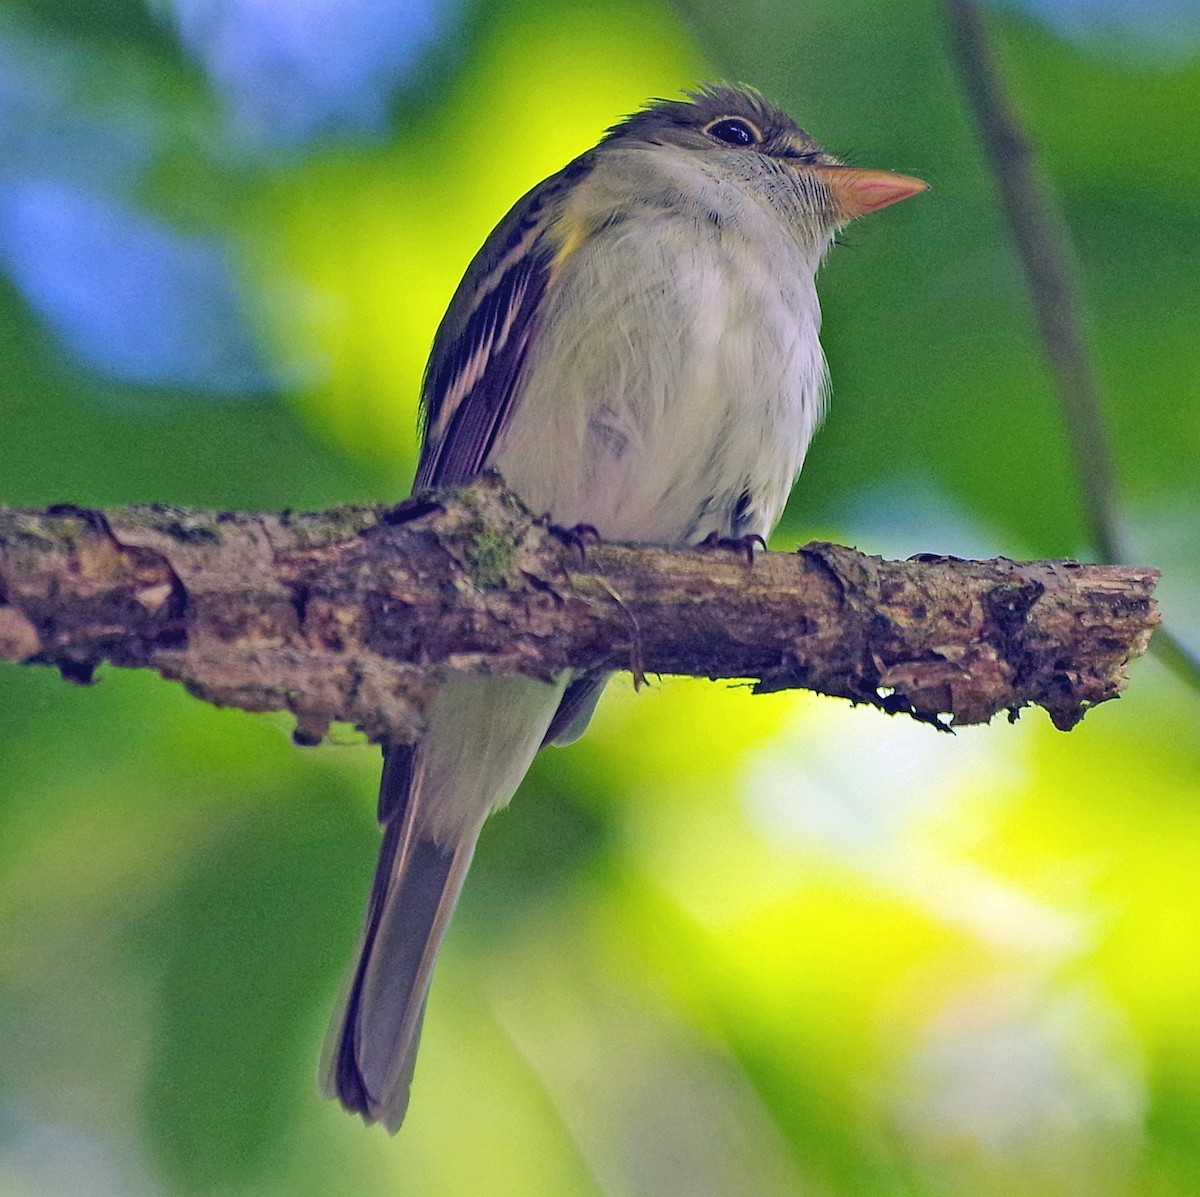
<box><xmin>631</xmin><ymin>142</ymin><xmax>838</xmax><ymax>270</ymax></box>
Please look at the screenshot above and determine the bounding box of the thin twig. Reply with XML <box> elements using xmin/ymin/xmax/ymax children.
<box><xmin>943</xmin><ymin>0</ymin><xmax>1200</xmax><ymax>693</ymax></box>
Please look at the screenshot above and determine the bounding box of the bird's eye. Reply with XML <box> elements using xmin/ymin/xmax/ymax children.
<box><xmin>704</xmin><ymin>118</ymin><xmax>761</xmax><ymax>148</ymax></box>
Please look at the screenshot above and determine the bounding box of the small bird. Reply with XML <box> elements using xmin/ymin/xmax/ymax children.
<box><xmin>324</xmin><ymin>83</ymin><xmax>926</xmax><ymax>1130</ymax></box>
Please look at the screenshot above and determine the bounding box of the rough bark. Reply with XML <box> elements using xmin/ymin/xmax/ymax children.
<box><xmin>0</xmin><ymin>473</ymin><xmax>1159</xmax><ymax>743</ymax></box>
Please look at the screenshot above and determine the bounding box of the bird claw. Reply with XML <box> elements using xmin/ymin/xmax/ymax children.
<box><xmin>549</xmin><ymin>522</ymin><xmax>601</xmax><ymax>563</ymax></box>
<box><xmin>697</xmin><ymin>531</ymin><xmax>766</xmax><ymax>565</ymax></box>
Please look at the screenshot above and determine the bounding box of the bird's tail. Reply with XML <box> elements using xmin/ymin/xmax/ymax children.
<box><xmin>322</xmin><ymin>674</ymin><xmax>564</xmax><ymax>1131</ymax></box>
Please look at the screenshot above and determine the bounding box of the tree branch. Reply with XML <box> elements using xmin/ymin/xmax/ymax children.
<box><xmin>0</xmin><ymin>474</ymin><xmax>1158</xmax><ymax>742</ymax></box>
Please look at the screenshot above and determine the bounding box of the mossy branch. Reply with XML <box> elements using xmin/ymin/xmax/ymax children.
<box><xmin>0</xmin><ymin>473</ymin><xmax>1159</xmax><ymax>743</ymax></box>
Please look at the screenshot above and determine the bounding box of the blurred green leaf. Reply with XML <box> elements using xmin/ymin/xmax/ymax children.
<box><xmin>1</xmin><ymin>0</ymin><xmax>1198</xmax><ymax>1193</ymax></box>
<box><xmin>5</xmin><ymin>0</ymin><xmax>178</xmax><ymax>50</ymax></box>
<box><xmin>138</xmin><ymin>783</ymin><xmax>373</xmax><ymax>1190</ymax></box>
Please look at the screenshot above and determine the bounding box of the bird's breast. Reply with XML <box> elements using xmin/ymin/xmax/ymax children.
<box><xmin>492</xmin><ymin>201</ymin><xmax>828</xmax><ymax>543</ymax></box>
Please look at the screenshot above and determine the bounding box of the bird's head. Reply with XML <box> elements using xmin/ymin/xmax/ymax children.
<box><xmin>604</xmin><ymin>83</ymin><xmax>927</xmax><ymax>230</ymax></box>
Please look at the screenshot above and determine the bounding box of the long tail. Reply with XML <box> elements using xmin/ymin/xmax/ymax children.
<box><xmin>323</xmin><ymin>746</ymin><xmax>476</xmax><ymax>1130</ymax></box>
<box><xmin>322</xmin><ymin>675</ymin><xmax>564</xmax><ymax>1131</ymax></box>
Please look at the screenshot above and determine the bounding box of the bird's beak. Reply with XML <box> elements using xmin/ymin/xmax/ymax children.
<box><xmin>809</xmin><ymin>166</ymin><xmax>928</xmax><ymax>220</ymax></box>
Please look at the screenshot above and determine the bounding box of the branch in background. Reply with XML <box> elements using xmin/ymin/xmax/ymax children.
<box><xmin>0</xmin><ymin>475</ymin><xmax>1158</xmax><ymax>741</ymax></box>
<box><xmin>944</xmin><ymin>0</ymin><xmax>1119</xmax><ymax>561</ymax></box>
<box><xmin>943</xmin><ymin>0</ymin><xmax>1200</xmax><ymax>693</ymax></box>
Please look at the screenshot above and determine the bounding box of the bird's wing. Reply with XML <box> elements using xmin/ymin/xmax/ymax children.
<box><xmin>541</xmin><ymin>670</ymin><xmax>609</xmax><ymax>747</ymax></box>
<box><xmin>415</xmin><ymin>157</ymin><xmax>592</xmax><ymax>488</ymax></box>
<box><xmin>384</xmin><ymin>156</ymin><xmax>594</xmax><ymax>901</ymax></box>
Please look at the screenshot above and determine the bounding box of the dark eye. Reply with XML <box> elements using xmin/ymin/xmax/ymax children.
<box><xmin>705</xmin><ymin>118</ymin><xmax>760</xmax><ymax>147</ymax></box>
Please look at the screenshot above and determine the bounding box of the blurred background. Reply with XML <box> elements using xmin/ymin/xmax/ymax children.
<box><xmin>1</xmin><ymin>0</ymin><xmax>1198</xmax><ymax>1193</ymax></box>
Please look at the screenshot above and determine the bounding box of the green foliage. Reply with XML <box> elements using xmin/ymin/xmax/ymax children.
<box><xmin>0</xmin><ymin>0</ymin><xmax>1197</xmax><ymax>1194</ymax></box>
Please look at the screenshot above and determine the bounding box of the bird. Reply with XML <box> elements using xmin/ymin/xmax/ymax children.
<box><xmin>323</xmin><ymin>83</ymin><xmax>926</xmax><ymax>1130</ymax></box>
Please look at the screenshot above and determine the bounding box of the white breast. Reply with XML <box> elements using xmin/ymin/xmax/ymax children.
<box><xmin>493</xmin><ymin>147</ymin><xmax>830</xmax><ymax>544</ymax></box>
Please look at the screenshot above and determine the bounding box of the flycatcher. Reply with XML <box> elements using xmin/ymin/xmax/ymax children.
<box><xmin>325</xmin><ymin>83</ymin><xmax>926</xmax><ymax>1130</ymax></box>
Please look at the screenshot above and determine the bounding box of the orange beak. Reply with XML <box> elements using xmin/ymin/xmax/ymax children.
<box><xmin>810</xmin><ymin>166</ymin><xmax>928</xmax><ymax>220</ymax></box>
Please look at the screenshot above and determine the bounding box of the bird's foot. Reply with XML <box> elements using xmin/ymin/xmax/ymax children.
<box><xmin>696</xmin><ymin>531</ymin><xmax>767</xmax><ymax>565</ymax></box>
<box><xmin>548</xmin><ymin>522</ymin><xmax>601</xmax><ymax>563</ymax></box>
